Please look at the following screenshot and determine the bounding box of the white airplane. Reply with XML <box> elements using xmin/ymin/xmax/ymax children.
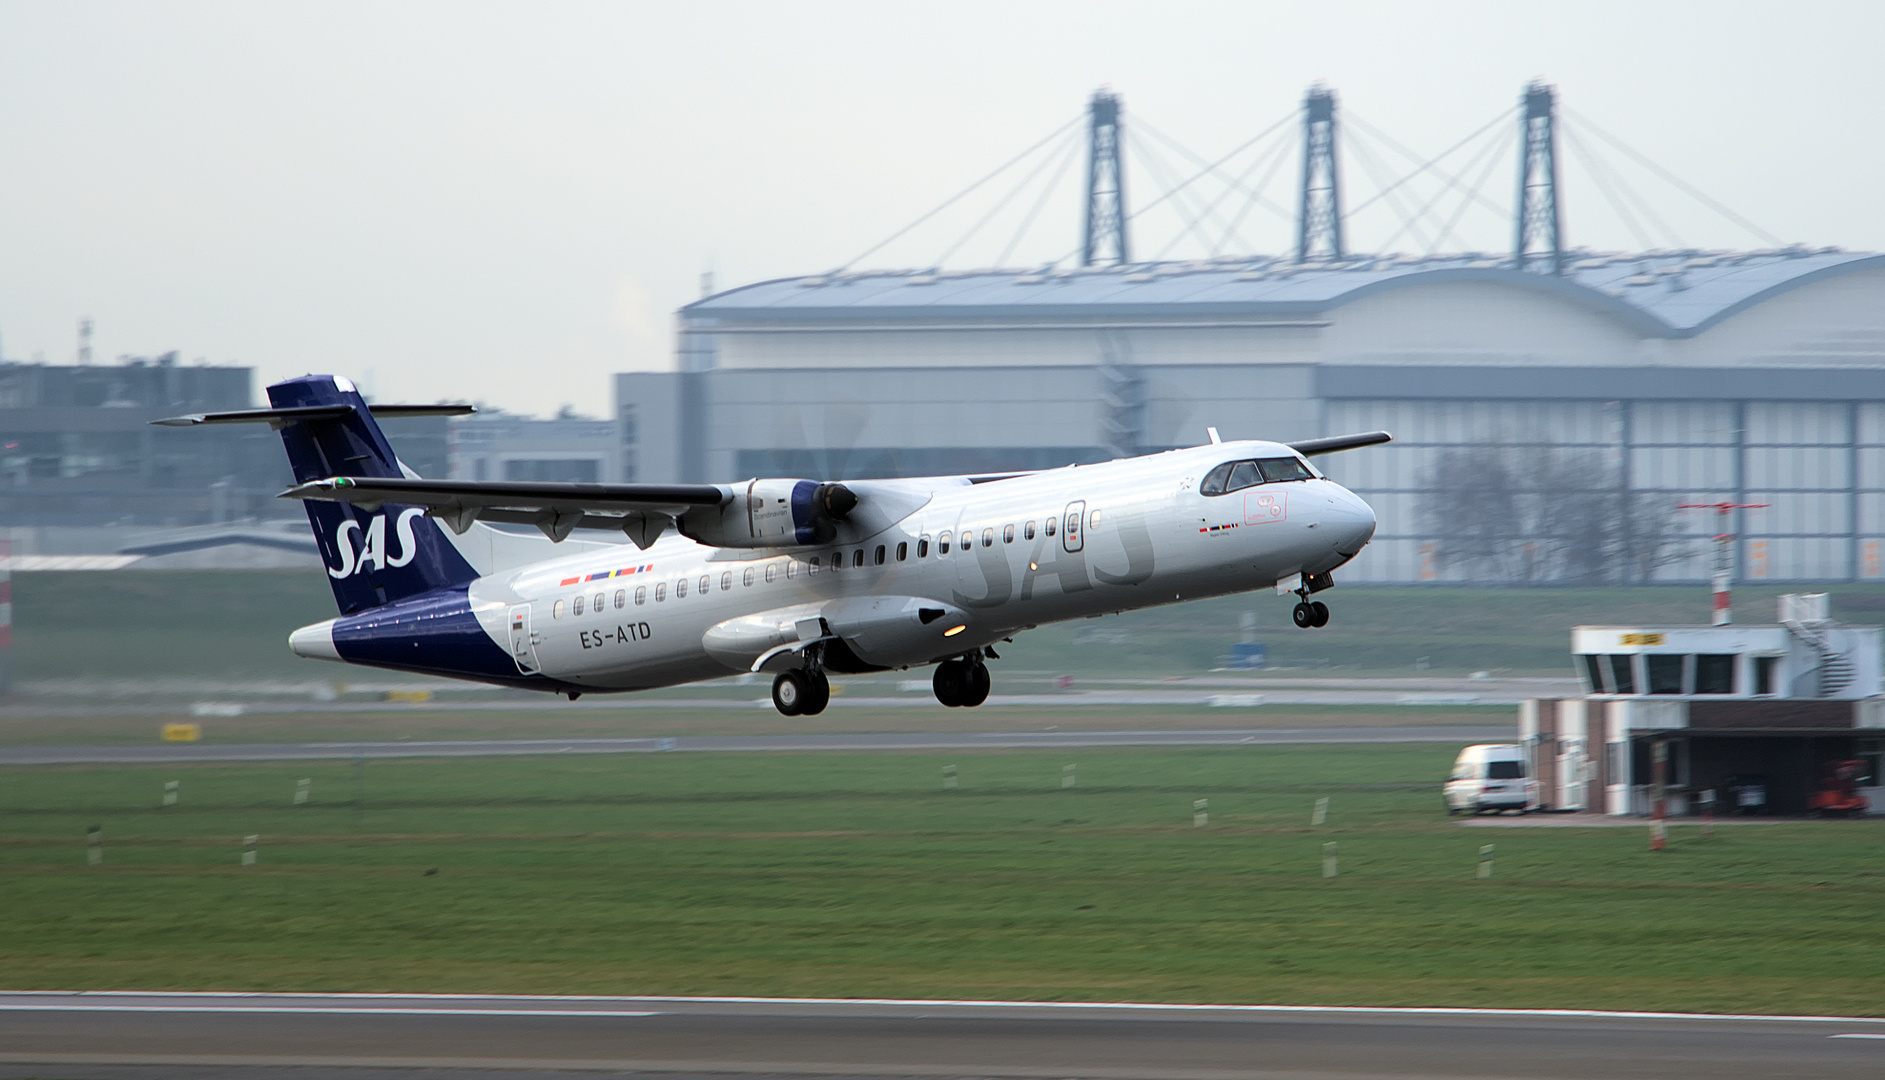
<box><xmin>160</xmin><ymin>375</ymin><xmax>1386</xmax><ymax>714</ymax></box>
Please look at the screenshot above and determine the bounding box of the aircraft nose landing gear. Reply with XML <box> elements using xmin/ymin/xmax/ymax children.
<box><xmin>1289</xmin><ymin>574</ymin><xmax>1333</xmax><ymax>628</ymax></box>
<box><xmin>933</xmin><ymin>652</ymin><xmax>992</xmax><ymax>708</ymax></box>
<box><xmin>1291</xmin><ymin>599</ymin><xmax>1329</xmax><ymax>628</ymax></box>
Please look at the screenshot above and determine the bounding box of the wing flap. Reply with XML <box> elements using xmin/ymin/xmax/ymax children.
<box><xmin>154</xmin><ymin>403</ymin><xmax>477</xmax><ymax>427</ymax></box>
<box><xmin>282</xmin><ymin>476</ymin><xmax>729</xmax><ymax>544</ymax></box>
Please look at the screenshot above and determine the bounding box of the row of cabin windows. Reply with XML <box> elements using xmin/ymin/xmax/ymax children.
<box><xmin>1200</xmin><ymin>456</ymin><xmax>1314</xmax><ymax>495</ymax></box>
<box><xmin>1578</xmin><ymin>653</ymin><xmax>1776</xmax><ymax>696</ymax></box>
<box><xmin>549</xmin><ymin>509</ymin><xmax>1083</xmax><ymax>619</ymax></box>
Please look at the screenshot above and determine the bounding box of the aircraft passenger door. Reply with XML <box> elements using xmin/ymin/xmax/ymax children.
<box><xmin>1062</xmin><ymin>501</ymin><xmax>1086</xmax><ymax>553</ymax></box>
<box><xmin>508</xmin><ymin>604</ymin><xmax>541</xmax><ymax>675</ymax></box>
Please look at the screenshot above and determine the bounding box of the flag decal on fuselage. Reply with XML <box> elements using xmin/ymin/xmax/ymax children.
<box><xmin>559</xmin><ymin>564</ymin><xmax>656</xmax><ymax>587</ymax></box>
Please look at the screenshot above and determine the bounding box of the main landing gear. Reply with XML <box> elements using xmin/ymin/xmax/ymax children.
<box><xmin>933</xmin><ymin>650</ymin><xmax>993</xmax><ymax>708</ymax></box>
<box><xmin>771</xmin><ymin>648</ymin><xmax>832</xmax><ymax>717</ymax></box>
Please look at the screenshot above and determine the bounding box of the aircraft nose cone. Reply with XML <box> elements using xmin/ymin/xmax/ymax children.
<box><xmin>1326</xmin><ymin>486</ymin><xmax>1377</xmax><ymax>555</ymax></box>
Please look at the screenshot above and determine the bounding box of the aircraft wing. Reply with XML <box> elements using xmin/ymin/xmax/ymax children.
<box><xmin>282</xmin><ymin>476</ymin><xmax>732</xmax><ymax>546</ymax></box>
<box><xmin>1288</xmin><ymin>430</ymin><xmax>1393</xmax><ymax>456</ymax></box>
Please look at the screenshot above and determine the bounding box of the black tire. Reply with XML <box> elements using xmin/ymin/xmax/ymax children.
<box><xmin>961</xmin><ymin>663</ymin><xmax>991</xmax><ymax>707</ymax></box>
<box><xmin>1310</xmin><ymin>601</ymin><xmax>1330</xmax><ymax>627</ymax></box>
<box><xmin>799</xmin><ymin>671</ymin><xmax>831</xmax><ymax>716</ymax></box>
<box><xmin>771</xmin><ymin>670</ymin><xmax>808</xmax><ymax>716</ymax></box>
<box><xmin>933</xmin><ymin>662</ymin><xmax>967</xmax><ymax>707</ymax></box>
<box><xmin>1292</xmin><ymin>602</ymin><xmax>1313</xmax><ymax>628</ymax></box>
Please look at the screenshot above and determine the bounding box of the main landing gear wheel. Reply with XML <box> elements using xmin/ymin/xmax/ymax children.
<box><xmin>933</xmin><ymin>658</ymin><xmax>991</xmax><ymax>708</ymax></box>
<box><xmin>771</xmin><ymin>668</ymin><xmax>832</xmax><ymax>716</ymax></box>
<box><xmin>1291</xmin><ymin>599</ymin><xmax>1331</xmax><ymax>629</ymax></box>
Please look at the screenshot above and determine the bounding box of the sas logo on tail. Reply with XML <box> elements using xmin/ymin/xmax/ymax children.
<box><xmin>326</xmin><ymin>508</ymin><xmax>427</xmax><ymax>579</ymax></box>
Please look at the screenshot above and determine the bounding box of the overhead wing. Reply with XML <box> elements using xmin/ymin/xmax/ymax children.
<box><xmin>1289</xmin><ymin>430</ymin><xmax>1393</xmax><ymax>457</ymax></box>
<box><xmin>153</xmin><ymin>404</ymin><xmax>477</xmax><ymax>427</ymax></box>
<box><xmin>282</xmin><ymin>476</ymin><xmax>733</xmax><ymax>546</ymax></box>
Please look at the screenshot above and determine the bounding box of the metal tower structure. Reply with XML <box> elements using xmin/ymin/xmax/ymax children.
<box><xmin>1296</xmin><ymin>85</ymin><xmax>1344</xmax><ymax>263</ymax></box>
<box><xmin>1082</xmin><ymin>90</ymin><xmax>1129</xmax><ymax>266</ymax></box>
<box><xmin>1514</xmin><ymin>81</ymin><xmax>1564</xmax><ymax>274</ymax></box>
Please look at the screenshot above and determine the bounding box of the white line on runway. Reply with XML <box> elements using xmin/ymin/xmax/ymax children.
<box><xmin>3</xmin><ymin>991</ymin><xmax>1883</xmax><ymax>1026</ymax></box>
<box><xmin>1829</xmin><ymin>1033</ymin><xmax>1885</xmax><ymax>1039</ymax></box>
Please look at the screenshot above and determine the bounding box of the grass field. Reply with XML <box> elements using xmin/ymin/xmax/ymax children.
<box><xmin>4</xmin><ymin>744</ymin><xmax>1881</xmax><ymax>1014</ymax></box>
<box><xmin>13</xmin><ymin>571</ymin><xmax>1885</xmax><ymax>684</ymax></box>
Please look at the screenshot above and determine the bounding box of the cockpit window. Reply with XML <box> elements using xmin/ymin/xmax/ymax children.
<box><xmin>1227</xmin><ymin>461</ymin><xmax>1262</xmax><ymax>492</ymax></box>
<box><xmin>1258</xmin><ymin>457</ymin><xmax>1313</xmax><ymax>483</ymax></box>
<box><xmin>1200</xmin><ymin>463</ymin><xmax>1233</xmax><ymax>496</ymax></box>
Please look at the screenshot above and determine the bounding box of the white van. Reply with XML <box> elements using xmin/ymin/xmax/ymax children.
<box><xmin>1444</xmin><ymin>744</ymin><xmax>1537</xmax><ymax>814</ymax></box>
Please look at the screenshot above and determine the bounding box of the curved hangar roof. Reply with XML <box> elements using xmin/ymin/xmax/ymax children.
<box><xmin>686</xmin><ymin>248</ymin><xmax>1885</xmax><ymax>339</ymax></box>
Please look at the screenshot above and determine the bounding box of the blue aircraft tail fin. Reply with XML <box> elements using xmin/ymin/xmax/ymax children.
<box><xmin>267</xmin><ymin>375</ymin><xmax>480</xmax><ymax>614</ymax></box>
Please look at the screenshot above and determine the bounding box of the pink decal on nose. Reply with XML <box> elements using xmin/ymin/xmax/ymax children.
<box><xmin>1245</xmin><ymin>491</ymin><xmax>1288</xmax><ymax>525</ymax></box>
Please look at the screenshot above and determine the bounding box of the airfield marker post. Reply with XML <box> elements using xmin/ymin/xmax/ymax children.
<box><xmin>943</xmin><ymin>764</ymin><xmax>958</xmax><ymax>790</ymax></box>
<box><xmin>1478</xmin><ymin>843</ymin><xmax>1495</xmax><ymax>879</ymax></box>
<box><xmin>1650</xmin><ymin>740</ymin><xmax>1669</xmax><ymax>851</ymax></box>
<box><xmin>86</xmin><ymin>825</ymin><xmax>102</xmax><ymax>866</ymax></box>
<box><xmin>1312</xmin><ymin>796</ymin><xmax>1329</xmax><ymax>826</ymax></box>
<box><xmin>1062</xmin><ymin>764</ymin><xmax>1076</xmax><ymax>789</ymax></box>
<box><xmin>1322</xmin><ymin>841</ymin><xmax>1338</xmax><ymax>879</ymax></box>
<box><xmin>241</xmin><ymin>835</ymin><xmax>258</xmax><ymax>866</ymax></box>
<box><xmin>353</xmin><ymin>749</ymin><xmax>365</xmax><ymax>828</ymax></box>
<box><xmin>294</xmin><ymin>778</ymin><xmax>311</xmax><ymax>806</ymax></box>
<box><xmin>1193</xmin><ymin>799</ymin><xmax>1209</xmax><ymax>827</ymax></box>
<box><xmin>1701</xmin><ymin>787</ymin><xmax>1716</xmax><ymax>838</ymax></box>
<box><xmin>162</xmin><ymin>780</ymin><xmax>179</xmax><ymax>807</ymax></box>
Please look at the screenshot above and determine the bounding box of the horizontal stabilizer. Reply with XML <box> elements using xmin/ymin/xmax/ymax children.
<box><xmin>1288</xmin><ymin>430</ymin><xmax>1393</xmax><ymax>457</ymax></box>
<box><xmin>153</xmin><ymin>403</ymin><xmax>476</xmax><ymax>427</ymax></box>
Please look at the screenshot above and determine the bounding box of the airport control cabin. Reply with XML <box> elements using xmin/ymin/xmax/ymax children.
<box><xmin>1520</xmin><ymin>595</ymin><xmax>1883</xmax><ymax>816</ymax></box>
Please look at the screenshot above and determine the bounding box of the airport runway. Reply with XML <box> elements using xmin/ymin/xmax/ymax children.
<box><xmin>0</xmin><ymin>725</ymin><xmax>1511</xmax><ymax>765</ymax></box>
<box><xmin>1</xmin><ymin>992</ymin><xmax>1881</xmax><ymax>1079</ymax></box>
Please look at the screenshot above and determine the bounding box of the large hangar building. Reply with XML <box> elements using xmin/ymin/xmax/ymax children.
<box><xmin>619</xmin><ymin>248</ymin><xmax>1885</xmax><ymax>585</ymax></box>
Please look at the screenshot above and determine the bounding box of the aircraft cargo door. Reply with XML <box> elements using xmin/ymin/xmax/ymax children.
<box><xmin>508</xmin><ymin>604</ymin><xmax>541</xmax><ymax>675</ymax></box>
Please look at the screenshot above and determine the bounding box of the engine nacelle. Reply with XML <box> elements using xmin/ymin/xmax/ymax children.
<box><xmin>678</xmin><ymin>479</ymin><xmax>856</xmax><ymax>549</ymax></box>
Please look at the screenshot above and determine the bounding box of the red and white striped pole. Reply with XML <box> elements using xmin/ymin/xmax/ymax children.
<box><xmin>1678</xmin><ymin>503</ymin><xmax>1768</xmax><ymax>627</ymax></box>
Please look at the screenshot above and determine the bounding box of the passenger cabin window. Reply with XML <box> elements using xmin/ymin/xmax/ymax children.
<box><xmin>981</xmin><ymin>528</ymin><xmax>994</xmax><ymax>547</ymax></box>
<box><xmin>829</xmin><ymin>550</ymin><xmax>842</xmax><ymax>569</ymax></box>
<box><xmin>786</xmin><ymin>561</ymin><xmax>799</xmax><ymax>579</ymax></box>
<box><xmin>939</xmin><ymin>531</ymin><xmax>952</xmax><ymax>554</ymax></box>
<box><xmin>1044</xmin><ymin>518</ymin><xmax>1056</xmax><ymax>537</ymax></box>
<box><xmin>743</xmin><ymin>567</ymin><xmax>756</xmax><ymax>586</ymax></box>
<box><xmin>875</xmin><ymin>545</ymin><xmax>886</xmax><ymax>565</ymax></box>
<box><xmin>553</xmin><ymin>599</ymin><xmax>565</xmax><ymax>619</ymax></box>
<box><xmin>765</xmin><ymin>563</ymin><xmax>778</xmax><ymax>583</ymax></box>
<box><xmin>573</xmin><ymin>595</ymin><xmax>585</xmax><ymax>616</ymax></box>
<box><xmin>809</xmin><ymin>557</ymin><xmax>821</xmax><ymax>574</ymax></box>
<box><xmin>676</xmin><ymin>578</ymin><xmax>687</xmax><ymax>599</ymax></box>
<box><xmin>1025</xmin><ymin>521</ymin><xmax>1036</xmax><ymax>541</ymax></box>
<box><xmin>896</xmin><ymin>541</ymin><xmax>908</xmax><ymax>561</ymax></box>
<box><xmin>722</xmin><ymin>571</ymin><xmax>733</xmax><ymax>591</ymax></box>
<box><xmin>635</xmin><ymin>586</ymin><xmax>646</xmax><ymax>606</ymax></box>
<box><xmin>917</xmin><ymin>537</ymin><xmax>930</xmax><ymax>558</ymax></box>
<box><xmin>853</xmin><ymin>549</ymin><xmax>865</xmax><ymax>568</ymax></box>
<box><xmin>699</xmin><ymin>574</ymin><xmax>710</xmax><ymax>595</ymax></box>
<box><xmin>1003</xmin><ymin>524</ymin><xmax>1014</xmax><ymax>544</ymax></box>
<box><xmin>655</xmin><ymin>583</ymin><xmax>667</xmax><ymax>602</ymax></box>
<box><xmin>1695</xmin><ymin>654</ymin><xmax>1736</xmax><ymax>695</ymax></box>
<box><xmin>614</xmin><ymin>589</ymin><xmax>626</xmax><ymax>609</ymax></box>
<box><xmin>594</xmin><ymin>592</ymin><xmax>604</xmax><ymax>613</ymax></box>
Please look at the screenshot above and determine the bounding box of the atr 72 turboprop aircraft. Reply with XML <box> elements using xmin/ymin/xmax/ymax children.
<box><xmin>160</xmin><ymin>375</ymin><xmax>1387</xmax><ymax>715</ymax></box>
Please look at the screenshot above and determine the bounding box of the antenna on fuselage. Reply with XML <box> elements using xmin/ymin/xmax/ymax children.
<box><xmin>1206</xmin><ymin>427</ymin><xmax>1222</xmax><ymax>445</ymax></box>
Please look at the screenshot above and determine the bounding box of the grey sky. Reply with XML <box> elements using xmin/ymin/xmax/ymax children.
<box><xmin>1</xmin><ymin>1</ymin><xmax>1879</xmax><ymax>416</ymax></box>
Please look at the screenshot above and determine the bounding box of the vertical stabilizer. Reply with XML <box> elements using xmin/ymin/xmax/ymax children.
<box><xmin>267</xmin><ymin>375</ymin><xmax>479</xmax><ymax>614</ymax></box>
